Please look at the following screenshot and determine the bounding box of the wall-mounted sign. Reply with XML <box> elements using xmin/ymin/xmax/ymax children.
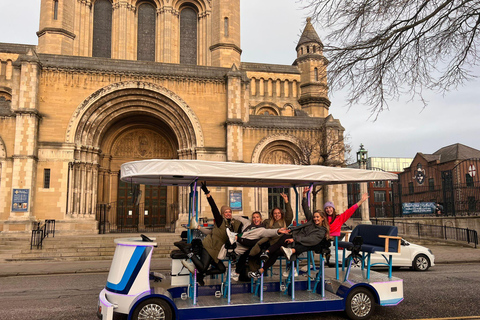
<box><xmin>229</xmin><ymin>190</ymin><xmax>242</xmax><ymax>211</ymax></box>
<box><xmin>402</xmin><ymin>202</ymin><xmax>435</xmax><ymax>215</ymax></box>
<box><xmin>12</xmin><ymin>189</ymin><xmax>29</xmax><ymax>212</ymax></box>
<box><xmin>413</xmin><ymin>163</ymin><xmax>426</xmax><ymax>184</ymax></box>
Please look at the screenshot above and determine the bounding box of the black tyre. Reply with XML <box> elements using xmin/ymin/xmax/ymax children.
<box><xmin>345</xmin><ymin>287</ymin><xmax>375</xmax><ymax>320</ymax></box>
<box><xmin>412</xmin><ymin>254</ymin><xmax>430</xmax><ymax>271</ymax></box>
<box><xmin>132</xmin><ymin>298</ymin><xmax>173</xmax><ymax>320</ymax></box>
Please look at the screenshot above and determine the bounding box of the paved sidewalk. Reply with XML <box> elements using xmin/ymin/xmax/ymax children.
<box><xmin>0</xmin><ymin>243</ymin><xmax>477</xmax><ymax>278</ymax></box>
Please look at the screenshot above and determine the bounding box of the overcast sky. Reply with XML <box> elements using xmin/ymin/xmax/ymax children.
<box><xmin>1</xmin><ymin>0</ymin><xmax>479</xmax><ymax>160</ymax></box>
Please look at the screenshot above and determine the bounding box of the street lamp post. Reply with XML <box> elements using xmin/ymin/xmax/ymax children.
<box><xmin>357</xmin><ymin>144</ymin><xmax>371</xmax><ymax>224</ymax></box>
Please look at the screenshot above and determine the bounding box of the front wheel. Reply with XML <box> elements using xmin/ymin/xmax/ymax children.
<box><xmin>345</xmin><ymin>287</ymin><xmax>375</xmax><ymax>320</ymax></box>
<box><xmin>412</xmin><ymin>254</ymin><xmax>430</xmax><ymax>271</ymax></box>
<box><xmin>132</xmin><ymin>298</ymin><xmax>173</xmax><ymax>320</ymax></box>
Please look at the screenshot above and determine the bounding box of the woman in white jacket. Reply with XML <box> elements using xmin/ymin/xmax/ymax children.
<box><xmin>201</xmin><ymin>211</ymin><xmax>288</xmax><ymax>259</ymax></box>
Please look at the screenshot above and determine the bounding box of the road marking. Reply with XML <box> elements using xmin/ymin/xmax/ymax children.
<box><xmin>407</xmin><ymin>317</ymin><xmax>480</xmax><ymax>320</ymax></box>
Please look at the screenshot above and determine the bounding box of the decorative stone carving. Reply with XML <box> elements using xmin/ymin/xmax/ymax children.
<box><xmin>112</xmin><ymin>129</ymin><xmax>174</xmax><ymax>159</ymax></box>
<box><xmin>251</xmin><ymin>133</ymin><xmax>302</xmax><ymax>164</ymax></box>
<box><xmin>262</xmin><ymin>150</ymin><xmax>295</xmax><ymax>165</ymax></box>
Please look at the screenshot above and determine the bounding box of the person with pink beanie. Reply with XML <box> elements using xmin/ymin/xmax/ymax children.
<box><xmin>302</xmin><ymin>187</ymin><xmax>369</xmax><ymax>237</ymax></box>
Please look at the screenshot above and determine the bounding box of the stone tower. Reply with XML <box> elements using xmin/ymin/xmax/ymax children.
<box><xmin>210</xmin><ymin>0</ymin><xmax>241</xmax><ymax>68</ymax></box>
<box><xmin>37</xmin><ymin>0</ymin><xmax>76</xmax><ymax>55</ymax></box>
<box><xmin>294</xmin><ymin>18</ymin><xmax>330</xmax><ymax>118</ymax></box>
<box><xmin>37</xmin><ymin>0</ymin><xmax>241</xmax><ymax>67</ymax></box>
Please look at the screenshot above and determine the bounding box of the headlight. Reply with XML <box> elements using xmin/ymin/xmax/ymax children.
<box><xmin>428</xmin><ymin>249</ymin><xmax>433</xmax><ymax>255</ymax></box>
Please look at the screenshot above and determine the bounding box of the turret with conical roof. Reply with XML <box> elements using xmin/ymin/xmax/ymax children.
<box><xmin>294</xmin><ymin>18</ymin><xmax>330</xmax><ymax>118</ymax></box>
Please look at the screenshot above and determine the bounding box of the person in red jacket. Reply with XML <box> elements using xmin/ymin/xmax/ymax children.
<box><xmin>312</xmin><ymin>188</ymin><xmax>369</xmax><ymax>237</ymax></box>
<box><xmin>280</xmin><ymin>188</ymin><xmax>369</xmax><ymax>262</ymax></box>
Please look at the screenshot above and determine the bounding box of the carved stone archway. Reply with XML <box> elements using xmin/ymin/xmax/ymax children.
<box><xmin>66</xmin><ymin>81</ymin><xmax>204</xmax><ymax>221</ymax></box>
<box><xmin>66</xmin><ymin>81</ymin><xmax>204</xmax><ymax>150</ymax></box>
<box><xmin>251</xmin><ymin>134</ymin><xmax>303</xmax><ymax>164</ymax></box>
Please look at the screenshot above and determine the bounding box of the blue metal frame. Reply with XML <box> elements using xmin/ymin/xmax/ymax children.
<box><xmin>123</xmin><ymin>184</ymin><xmax>399</xmax><ymax>320</ymax></box>
<box><xmin>186</xmin><ymin>180</ymin><xmax>199</xmax><ymax>304</ymax></box>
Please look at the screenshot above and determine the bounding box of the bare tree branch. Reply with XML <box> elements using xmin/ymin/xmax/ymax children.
<box><xmin>297</xmin><ymin>122</ymin><xmax>351</xmax><ymax>167</ymax></box>
<box><xmin>301</xmin><ymin>0</ymin><xmax>480</xmax><ymax>117</ymax></box>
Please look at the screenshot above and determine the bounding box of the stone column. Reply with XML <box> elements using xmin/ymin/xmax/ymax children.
<box><xmin>159</xmin><ymin>6</ymin><xmax>178</xmax><ymax>63</ymax></box>
<box><xmin>112</xmin><ymin>1</ymin><xmax>130</xmax><ymax>59</ymax></box>
<box><xmin>68</xmin><ymin>147</ymin><xmax>99</xmax><ymax>219</ymax></box>
<box><xmin>226</xmin><ymin>64</ymin><xmax>244</xmax><ymax>162</ymax></box>
<box><xmin>359</xmin><ymin>161</ymin><xmax>371</xmax><ymax>224</ymax></box>
<box><xmin>8</xmin><ymin>50</ymin><xmax>40</xmax><ymax>229</ymax></box>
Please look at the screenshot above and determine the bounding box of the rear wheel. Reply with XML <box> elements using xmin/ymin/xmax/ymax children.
<box><xmin>345</xmin><ymin>287</ymin><xmax>375</xmax><ymax>320</ymax></box>
<box><xmin>132</xmin><ymin>298</ymin><xmax>173</xmax><ymax>320</ymax></box>
<box><xmin>412</xmin><ymin>254</ymin><xmax>430</xmax><ymax>271</ymax></box>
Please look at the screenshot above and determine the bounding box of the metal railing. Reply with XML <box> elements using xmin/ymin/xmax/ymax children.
<box><xmin>372</xmin><ymin>218</ymin><xmax>478</xmax><ymax>248</ymax></box>
<box><xmin>30</xmin><ymin>219</ymin><xmax>56</xmax><ymax>249</ymax></box>
<box><xmin>97</xmin><ymin>202</ymin><xmax>176</xmax><ymax>234</ymax></box>
<box><xmin>30</xmin><ymin>225</ymin><xmax>44</xmax><ymax>249</ymax></box>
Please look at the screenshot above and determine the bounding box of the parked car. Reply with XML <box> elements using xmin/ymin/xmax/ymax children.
<box><xmin>330</xmin><ymin>238</ymin><xmax>435</xmax><ymax>271</ymax></box>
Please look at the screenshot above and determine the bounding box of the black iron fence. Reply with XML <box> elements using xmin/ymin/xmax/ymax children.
<box><xmin>372</xmin><ymin>218</ymin><xmax>478</xmax><ymax>248</ymax></box>
<box><xmin>30</xmin><ymin>219</ymin><xmax>56</xmax><ymax>249</ymax></box>
<box><xmin>391</xmin><ymin>158</ymin><xmax>480</xmax><ymax>217</ymax></box>
<box><xmin>391</xmin><ymin>181</ymin><xmax>480</xmax><ymax>217</ymax></box>
<box><xmin>97</xmin><ymin>202</ymin><xmax>176</xmax><ymax>234</ymax></box>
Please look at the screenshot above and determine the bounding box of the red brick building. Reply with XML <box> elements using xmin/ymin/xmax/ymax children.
<box><xmin>395</xmin><ymin>144</ymin><xmax>480</xmax><ymax>216</ymax></box>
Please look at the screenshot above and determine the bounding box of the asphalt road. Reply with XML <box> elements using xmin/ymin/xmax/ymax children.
<box><xmin>1</xmin><ymin>263</ymin><xmax>479</xmax><ymax>320</ymax></box>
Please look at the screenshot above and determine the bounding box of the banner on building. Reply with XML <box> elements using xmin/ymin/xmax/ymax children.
<box><xmin>12</xmin><ymin>189</ymin><xmax>29</xmax><ymax>212</ymax></box>
<box><xmin>229</xmin><ymin>190</ymin><xmax>242</xmax><ymax>211</ymax></box>
<box><xmin>402</xmin><ymin>202</ymin><xmax>435</xmax><ymax>215</ymax></box>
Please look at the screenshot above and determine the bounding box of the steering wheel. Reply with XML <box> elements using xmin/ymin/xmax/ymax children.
<box><xmin>140</xmin><ymin>234</ymin><xmax>153</xmax><ymax>242</ymax></box>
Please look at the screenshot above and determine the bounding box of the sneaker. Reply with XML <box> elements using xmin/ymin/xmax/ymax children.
<box><xmin>282</xmin><ymin>268</ymin><xmax>299</xmax><ymax>278</ymax></box>
<box><xmin>260</xmin><ymin>251</ymin><xmax>269</xmax><ymax>261</ymax></box>
<box><xmin>281</xmin><ymin>246</ymin><xmax>293</xmax><ymax>261</ymax></box>
<box><xmin>300</xmin><ymin>265</ymin><xmax>316</xmax><ymax>273</ymax></box>
<box><xmin>189</xmin><ymin>218</ymin><xmax>198</xmax><ymax>230</ymax></box>
<box><xmin>231</xmin><ymin>271</ymin><xmax>239</xmax><ymax>281</ymax></box>
<box><xmin>300</xmin><ymin>265</ymin><xmax>309</xmax><ymax>273</ymax></box>
<box><xmin>226</xmin><ymin>228</ymin><xmax>237</xmax><ymax>245</ymax></box>
<box><xmin>182</xmin><ymin>260</ymin><xmax>196</xmax><ymax>274</ymax></box>
<box><xmin>248</xmin><ymin>271</ymin><xmax>261</xmax><ymax>279</ymax></box>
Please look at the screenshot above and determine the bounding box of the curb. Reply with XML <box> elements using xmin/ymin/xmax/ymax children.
<box><xmin>2</xmin><ymin>259</ymin><xmax>480</xmax><ymax>278</ymax></box>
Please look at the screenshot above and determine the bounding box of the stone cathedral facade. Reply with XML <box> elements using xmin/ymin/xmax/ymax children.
<box><xmin>0</xmin><ymin>0</ymin><xmax>347</xmax><ymax>234</ymax></box>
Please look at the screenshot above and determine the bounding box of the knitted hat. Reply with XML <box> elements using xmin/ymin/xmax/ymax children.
<box><xmin>220</xmin><ymin>205</ymin><xmax>232</xmax><ymax>215</ymax></box>
<box><xmin>324</xmin><ymin>201</ymin><xmax>335</xmax><ymax>210</ymax></box>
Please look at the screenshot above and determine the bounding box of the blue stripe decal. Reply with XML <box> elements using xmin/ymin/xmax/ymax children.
<box><xmin>380</xmin><ymin>298</ymin><xmax>404</xmax><ymax>306</ymax></box>
<box><xmin>106</xmin><ymin>246</ymin><xmax>151</xmax><ymax>294</ymax></box>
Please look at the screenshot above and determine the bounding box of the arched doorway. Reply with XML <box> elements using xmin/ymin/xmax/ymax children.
<box><xmin>99</xmin><ymin>118</ymin><xmax>178</xmax><ymax>231</ymax></box>
<box><xmin>66</xmin><ymin>81</ymin><xmax>204</xmax><ymax>232</ymax></box>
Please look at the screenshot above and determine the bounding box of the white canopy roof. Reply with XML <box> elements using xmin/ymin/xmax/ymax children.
<box><xmin>121</xmin><ymin>159</ymin><xmax>397</xmax><ymax>188</ymax></box>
